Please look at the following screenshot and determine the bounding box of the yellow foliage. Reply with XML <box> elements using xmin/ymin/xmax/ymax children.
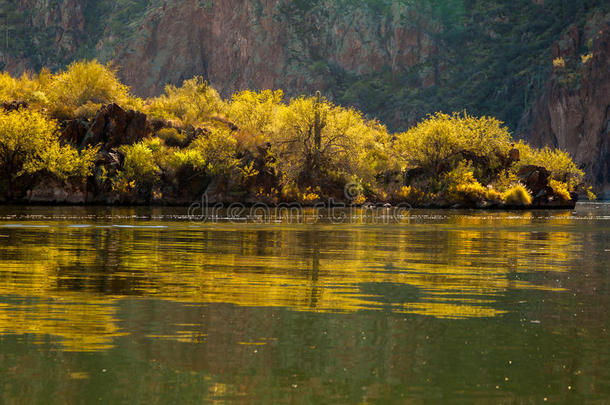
<box><xmin>116</xmin><ymin>142</ymin><xmax>161</xmax><ymax>190</ymax></box>
<box><xmin>146</xmin><ymin>76</ymin><xmax>225</xmax><ymax>126</ymax></box>
<box><xmin>156</xmin><ymin>127</ymin><xmax>187</xmax><ymax>147</ymax></box>
<box><xmin>514</xmin><ymin>142</ymin><xmax>584</xmax><ymax>191</ymax></box>
<box><xmin>395</xmin><ymin>112</ymin><xmax>512</xmax><ymax>176</ymax></box>
<box><xmin>503</xmin><ymin>184</ymin><xmax>533</xmax><ymax>206</ymax></box>
<box><xmin>0</xmin><ymin>109</ymin><xmax>97</xmax><ymax>186</ymax></box>
<box><xmin>442</xmin><ymin>161</ymin><xmax>489</xmax><ymax>203</ymax></box>
<box><xmin>0</xmin><ymin>71</ymin><xmax>49</xmax><ymax>106</ymax></box>
<box><xmin>48</xmin><ymin>60</ymin><xmax>132</xmax><ymax>114</ymax></box>
<box><xmin>228</xmin><ymin>89</ymin><xmax>283</xmax><ymax>136</ymax></box>
<box><xmin>553</xmin><ymin>57</ymin><xmax>566</xmax><ymax>69</ymax></box>
<box><xmin>353</xmin><ymin>194</ymin><xmax>367</xmax><ymax>205</ymax></box>
<box><xmin>580</xmin><ymin>53</ymin><xmax>593</xmax><ymax>64</ymax></box>
<box><xmin>549</xmin><ymin>179</ymin><xmax>571</xmax><ymax>201</ymax></box>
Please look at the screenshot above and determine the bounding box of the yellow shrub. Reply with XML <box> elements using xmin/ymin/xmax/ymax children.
<box><xmin>549</xmin><ymin>179</ymin><xmax>571</xmax><ymax>201</ymax></box>
<box><xmin>156</xmin><ymin>127</ymin><xmax>187</xmax><ymax>147</ymax></box>
<box><xmin>48</xmin><ymin>60</ymin><xmax>132</xmax><ymax>116</ymax></box>
<box><xmin>353</xmin><ymin>194</ymin><xmax>367</xmax><ymax>205</ymax></box>
<box><xmin>581</xmin><ymin>53</ymin><xmax>593</xmax><ymax>64</ymax></box>
<box><xmin>116</xmin><ymin>143</ymin><xmax>161</xmax><ymax>190</ymax></box>
<box><xmin>553</xmin><ymin>57</ymin><xmax>566</xmax><ymax>69</ymax></box>
<box><xmin>0</xmin><ymin>109</ymin><xmax>97</xmax><ymax>186</ymax></box>
<box><xmin>503</xmin><ymin>185</ymin><xmax>533</xmax><ymax>206</ymax></box>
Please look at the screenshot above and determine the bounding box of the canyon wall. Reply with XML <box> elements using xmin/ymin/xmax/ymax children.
<box><xmin>522</xmin><ymin>15</ymin><xmax>610</xmax><ymax>197</ymax></box>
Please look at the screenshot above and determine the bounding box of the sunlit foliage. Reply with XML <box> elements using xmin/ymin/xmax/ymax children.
<box><xmin>270</xmin><ymin>95</ymin><xmax>390</xmax><ymax>190</ymax></box>
<box><xmin>514</xmin><ymin>142</ymin><xmax>584</xmax><ymax>192</ymax></box>
<box><xmin>503</xmin><ymin>184</ymin><xmax>533</xmax><ymax>206</ymax></box>
<box><xmin>395</xmin><ymin>112</ymin><xmax>512</xmax><ymax>177</ymax></box>
<box><xmin>48</xmin><ymin>60</ymin><xmax>138</xmax><ymax>117</ymax></box>
<box><xmin>115</xmin><ymin>142</ymin><xmax>161</xmax><ymax>193</ymax></box>
<box><xmin>146</xmin><ymin>77</ymin><xmax>225</xmax><ymax>126</ymax></box>
<box><xmin>0</xmin><ymin>62</ymin><xmax>592</xmax><ymax>205</ymax></box>
<box><xmin>0</xmin><ymin>109</ymin><xmax>97</xmax><ymax>192</ymax></box>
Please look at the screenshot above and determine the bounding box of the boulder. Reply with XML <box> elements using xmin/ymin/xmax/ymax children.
<box><xmin>517</xmin><ymin>165</ymin><xmax>550</xmax><ymax>198</ymax></box>
<box><xmin>61</xmin><ymin>119</ymin><xmax>89</xmax><ymax>145</ymax></box>
<box><xmin>83</xmin><ymin>103</ymin><xmax>150</xmax><ymax>149</ymax></box>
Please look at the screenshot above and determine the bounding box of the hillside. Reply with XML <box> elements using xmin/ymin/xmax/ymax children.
<box><xmin>0</xmin><ymin>0</ymin><xmax>608</xmax><ymax>194</ymax></box>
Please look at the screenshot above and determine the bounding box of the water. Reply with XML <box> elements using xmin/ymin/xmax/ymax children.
<box><xmin>0</xmin><ymin>203</ymin><xmax>608</xmax><ymax>403</ymax></box>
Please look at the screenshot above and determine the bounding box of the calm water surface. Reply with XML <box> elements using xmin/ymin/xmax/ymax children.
<box><xmin>0</xmin><ymin>203</ymin><xmax>608</xmax><ymax>403</ymax></box>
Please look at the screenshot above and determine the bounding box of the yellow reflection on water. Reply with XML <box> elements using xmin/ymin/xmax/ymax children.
<box><xmin>0</xmin><ymin>211</ymin><xmax>585</xmax><ymax>351</ymax></box>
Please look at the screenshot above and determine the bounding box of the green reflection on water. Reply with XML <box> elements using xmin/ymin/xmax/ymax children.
<box><xmin>0</xmin><ymin>204</ymin><xmax>608</xmax><ymax>403</ymax></box>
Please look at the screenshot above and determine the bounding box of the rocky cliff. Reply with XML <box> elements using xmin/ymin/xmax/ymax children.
<box><xmin>521</xmin><ymin>14</ymin><xmax>610</xmax><ymax>197</ymax></box>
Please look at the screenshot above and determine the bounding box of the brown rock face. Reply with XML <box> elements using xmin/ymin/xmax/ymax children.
<box><xmin>117</xmin><ymin>0</ymin><xmax>437</xmax><ymax>98</ymax></box>
<box><xmin>523</xmin><ymin>16</ymin><xmax>610</xmax><ymax>197</ymax></box>
<box><xmin>84</xmin><ymin>104</ymin><xmax>150</xmax><ymax>149</ymax></box>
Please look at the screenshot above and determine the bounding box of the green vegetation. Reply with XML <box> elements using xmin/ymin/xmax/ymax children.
<box><xmin>0</xmin><ymin>61</ymin><xmax>590</xmax><ymax>206</ymax></box>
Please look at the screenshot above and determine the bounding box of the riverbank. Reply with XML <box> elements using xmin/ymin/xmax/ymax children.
<box><xmin>0</xmin><ymin>62</ymin><xmax>592</xmax><ymax>210</ymax></box>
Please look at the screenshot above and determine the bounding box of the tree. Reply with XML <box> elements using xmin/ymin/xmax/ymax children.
<box><xmin>49</xmin><ymin>60</ymin><xmax>132</xmax><ymax>112</ymax></box>
<box><xmin>0</xmin><ymin>109</ymin><xmax>97</xmax><ymax>196</ymax></box>
<box><xmin>270</xmin><ymin>95</ymin><xmax>389</xmax><ymax>190</ymax></box>
<box><xmin>146</xmin><ymin>76</ymin><xmax>225</xmax><ymax>126</ymax></box>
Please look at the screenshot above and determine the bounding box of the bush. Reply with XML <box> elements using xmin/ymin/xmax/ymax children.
<box><xmin>0</xmin><ymin>109</ymin><xmax>97</xmax><ymax>192</ymax></box>
<box><xmin>442</xmin><ymin>161</ymin><xmax>489</xmax><ymax>203</ymax></box>
<box><xmin>513</xmin><ymin>142</ymin><xmax>584</xmax><ymax>192</ymax></box>
<box><xmin>503</xmin><ymin>185</ymin><xmax>533</xmax><ymax>206</ymax></box>
<box><xmin>395</xmin><ymin>112</ymin><xmax>512</xmax><ymax>177</ymax></box>
<box><xmin>156</xmin><ymin>127</ymin><xmax>187</xmax><ymax>147</ymax></box>
<box><xmin>48</xmin><ymin>60</ymin><xmax>132</xmax><ymax>115</ymax></box>
<box><xmin>549</xmin><ymin>179</ymin><xmax>571</xmax><ymax>201</ymax></box>
<box><xmin>270</xmin><ymin>95</ymin><xmax>389</xmax><ymax>190</ymax></box>
<box><xmin>115</xmin><ymin>142</ymin><xmax>161</xmax><ymax>192</ymax></box>
<box><xmin>0</xmin><ymin>71</ymin><xmax>49</xmax><ymax>106</ymax></box>
<box><xmin>181</xmin><ymin>128</ymin><xmax>238</xmax><ymax>176</ymax></box>
<box><xmin>146</xmin><ymin>77</ymin><xmax>225</xmax><ymax>126</ymax></box>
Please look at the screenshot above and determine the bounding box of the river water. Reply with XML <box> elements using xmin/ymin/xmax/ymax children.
<box><xmin>0</xmin><ymin>203</ymin><xmax>608</xmax><ymax>403</ymax></box>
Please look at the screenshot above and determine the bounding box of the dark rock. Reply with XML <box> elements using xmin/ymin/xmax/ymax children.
<box><xmin>83</xmin><ymin>103</ymin><xmax>150</xmax><ymax>149</ymax></box>
<box><xmin>1</xmin><ymin>101</ymin><xmax>28</xmax><ymax>112</ymax></box>
<box><xmin>61</xmin><ymin>119</ymin><xmax>89</xmax><ymax>145</ymax></box>
<box><xmin>517</xmin><ymin>165</ymin><xmax>550</xmax><ymax>198</ymax></box>
<box><xmin>27</xmin><ymin>178</ymin><xmax>87</xmax><ymax>204</ymax></box>
<box><xmin>508</xmin><ymin>148</ymin><xmax>520</xmax><ymax>164</ymax></box>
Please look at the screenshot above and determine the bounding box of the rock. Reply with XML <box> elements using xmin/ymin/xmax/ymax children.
<box><xmin>508</xmin><ymin>148</ymin><xmax>520</xmax><ymax>164</ymax></box>
<box><xmin>61</xmin><ymin>119</ymin><xmax>89</xmax><ymax>144</ymax></box>
<box><xmin>27</xmin><ymin>178</ymin><xmax>87</xmax><ymax>204</ymax></box>
<box><xmin>1</xmin><ymin>101</ymin><xmax>28</xmax><ymax>111</ymax></box>
<box><xmin>522</xmin><ymin>15</ymin><xmax>610</xmax><ymax>197</ymax></box>
<box><xmin>83</xmin><ymin>103</ymin><xmax>150</xmax><ymax>149</ymax></box>
<box><xmin>517</xmin><ymin>165</ymin><xmax>550</xmax><ymax>197</ymax></box>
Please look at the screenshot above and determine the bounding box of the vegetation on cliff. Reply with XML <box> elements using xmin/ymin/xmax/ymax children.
<box><xmin>0</xmin><ymin>61</ymin><xmax>591</xmax><ymax>206</ymax></box>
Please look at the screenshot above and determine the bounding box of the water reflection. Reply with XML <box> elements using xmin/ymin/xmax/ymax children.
<box><xmin>0</xmin><ymin>204</ymin><xmax>606</xmax><ymax>352</ymax></box>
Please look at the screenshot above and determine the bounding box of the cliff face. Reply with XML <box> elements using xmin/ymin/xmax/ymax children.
<box><xmin>523</xmin><ymin>15</ymin><xmax>610</xmax><ymax>197</ymax></box>
<box><xmin>118</xmin><ymin>0</ymin><xmax>437</xmax><ymax>98</ymax></box>
<box><xmin>1</xmin><ymin>0</ymin><xmax>89</xmax><ymax>72</ymax></box>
